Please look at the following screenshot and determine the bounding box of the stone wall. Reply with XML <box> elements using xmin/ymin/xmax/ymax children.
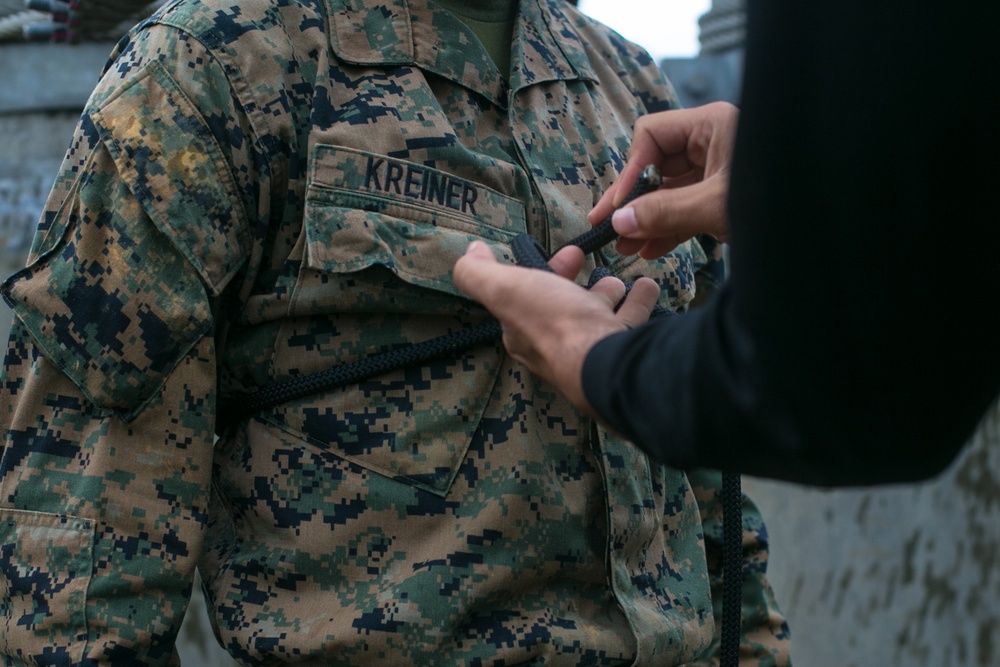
<box><xmin>746</xmin><ymin>400</ymin><xmax>1000</xmax><ymax>666</ymax></box>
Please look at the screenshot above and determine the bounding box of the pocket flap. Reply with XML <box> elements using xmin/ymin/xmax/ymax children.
<box><xmin>262</xmin><ymin>344</ymin><xmax>504</xmax><ymax>497</ymax></box>
<box><xmin>90</xmin><ymin>60</ymin><xmax>250</xmax><ymax>296</ymax></box>
<box><xmin>1</xmin><ymin>172</ymin><xmax>213</xmax><ymax>419</ymax></box>
<box><xmin>303</xmin><ymin>145</ymin><xmax>526</xmax><ymax>297</ymax></box>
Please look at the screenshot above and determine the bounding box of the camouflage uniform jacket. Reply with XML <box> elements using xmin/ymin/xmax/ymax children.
<box><xmin>0</xmin><ymin>0</ymin><xmax>790</xmax><ymax>664</ymax></box>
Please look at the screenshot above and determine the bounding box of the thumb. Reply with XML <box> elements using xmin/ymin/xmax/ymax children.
<box><xmin>614</xmin><ymin>176</ymin><xmax>729</xmax><ymax>243</ymax></box>
<box><xmin>453</xmin><ymin>241</ymin><xmax>500</xmax><ymax>301</ymax></box>
<box><xmin>462</xmin><ymin>240</ymin><xmax>499</xmax><ymax>261</ymax></box>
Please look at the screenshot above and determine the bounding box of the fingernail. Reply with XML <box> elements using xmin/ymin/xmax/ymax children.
<box><xmin>465</xmin><ymin>241</ymin><xmax>483</xmax><ymax>255</ymax></box>
<box><xmin>612</xmin><ymin>208</ymin><xmax>637</xmax><ymax>236</ymax></box>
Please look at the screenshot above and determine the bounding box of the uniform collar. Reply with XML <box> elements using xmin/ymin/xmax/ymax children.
<box><xmin>326</xmin><ymin>0</ymin><xmax>598</xmax><ymax>106</ymax></box>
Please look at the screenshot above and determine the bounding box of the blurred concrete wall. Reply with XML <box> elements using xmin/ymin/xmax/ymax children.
<box><xmin>744</xmin><ymin>402</ymin><xmax>1000</xmax><ymax>667</ymax></box>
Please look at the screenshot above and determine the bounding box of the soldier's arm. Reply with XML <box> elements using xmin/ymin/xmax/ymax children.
<box><xmin>0</xmin><ymin>156</ymin><xmax>220</xmax><ymax>664</ymax></box>
<box><xmin>0</xmin><ymin>24</ymin><xmax>252</xmax><ymax>665</ymax></box>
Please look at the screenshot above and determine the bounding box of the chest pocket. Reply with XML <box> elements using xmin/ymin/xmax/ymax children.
<box><xmin>262</xmin><ymin>145</ymin><xmax>527</xmax><ymax>496</ymax></box>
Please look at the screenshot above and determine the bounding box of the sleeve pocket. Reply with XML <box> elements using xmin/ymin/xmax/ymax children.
<box><xmin>89</xmin><ymin>59</ymin><xmax>250</xmax><ymax>296</ymax></box>
<box><xmin>0</xmin><ymin>165</ymin><xmax>213</xmax><ymax>421</ymax></box>
<box><xmin>0</xmin><ymin>509</ymin><xmax>94</xmax><ymax>665</ymax></box>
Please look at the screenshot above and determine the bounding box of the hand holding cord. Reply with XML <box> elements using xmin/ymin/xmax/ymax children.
<box><xmin>227</xmin><ymin>164</ymin><xmax>668</xmax><ymax>420</ymax></box>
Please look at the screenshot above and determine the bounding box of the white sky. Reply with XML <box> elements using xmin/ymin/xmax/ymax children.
<box><xmin>577</xmin><ymin>0</ymin><xmax>712</xmax><ymax>60</ymax></box>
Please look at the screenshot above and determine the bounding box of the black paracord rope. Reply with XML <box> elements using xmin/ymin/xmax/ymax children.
<box><xmin>720</xmin><ymin>470</ymin><xmax>743</xmax><ymax>667</ymax></box>
<box><xmin>231</xmin><ymin>319</ymin><xmax>503</xmax><ymax>420</ymax></box>
<box><xmin>223</xmin><ymin>166</ymin><xmax>742</xmax><ymax>666</ymax></box>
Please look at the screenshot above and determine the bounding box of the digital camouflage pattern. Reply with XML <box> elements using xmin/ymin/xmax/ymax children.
<box><xmin>0</xmin><ymin>0</ymin><xmax>789</xmax><ymax>664</ymax></box>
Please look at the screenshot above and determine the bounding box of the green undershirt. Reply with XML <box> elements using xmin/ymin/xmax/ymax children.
<box><xmin>434</xmin><ymin>0</ymin><xmax>518</xmax><ymax>78</ymax></box>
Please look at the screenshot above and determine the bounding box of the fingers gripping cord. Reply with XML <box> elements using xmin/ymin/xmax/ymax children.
<box><xmin>512</xmin><ymin>166</ymin><xmax>673</xmax><ymax>320</ymax></box>
<box><xmin>221</xmin><ymin>166</ymin><xmax>742</xmax><ymax>666</ymax></box>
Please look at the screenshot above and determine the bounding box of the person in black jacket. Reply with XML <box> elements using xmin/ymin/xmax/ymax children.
<box><xmin>453</xmin><ymin>0</ymin><xmax>1000</xmax><ymax>486</ymax></box>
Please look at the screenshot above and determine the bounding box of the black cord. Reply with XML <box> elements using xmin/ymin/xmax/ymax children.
<box><xmin>720</xmin><ymin>471</ymin><xmax>743</xmax><ymax>667</ymax></box>
<box><xmin>238</xmin><ymin>320</ymin><xmax>502</xmax><ymax>417</ymax></box>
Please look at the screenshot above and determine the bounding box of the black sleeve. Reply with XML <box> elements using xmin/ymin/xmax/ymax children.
<box><xmin>584</xmin><ymin>0</ymin><xmax>1000</xmax><ymax>486</ymax></box>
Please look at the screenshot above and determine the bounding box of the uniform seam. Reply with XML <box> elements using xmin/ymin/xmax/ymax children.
<box><xmin>146</xmin><ymin>19</ymin><xmax>276</xmax><ymax>238</ymax></box>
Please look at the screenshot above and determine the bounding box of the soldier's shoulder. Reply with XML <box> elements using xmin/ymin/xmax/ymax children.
<box><xmin>544</xmin><ymin>0</ymin><xmax>674</xmax><ymax>110</ymax></box>
<box><xmin>553</xmin><ymin>0</ymin><xmax>659</xmax><ymax>72</ymax></box>
<box><xmin>149</xmin><ymin>0</ymin><xmax>325</xmax><ymax>52</ymax></box>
